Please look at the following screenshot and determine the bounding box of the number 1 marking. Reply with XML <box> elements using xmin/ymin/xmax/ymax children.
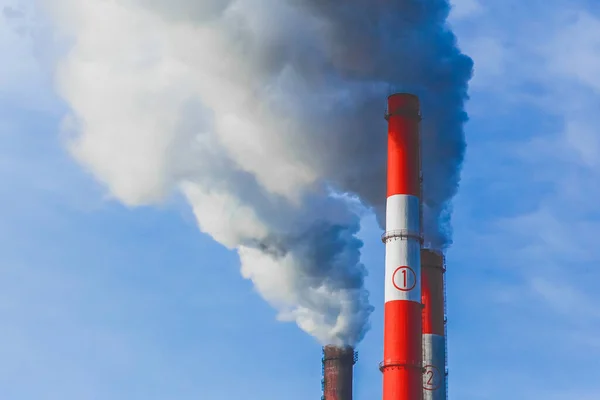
<box><xmin>392</xmin><ymin>266</ymin><xmax>416</xmax><ymax>292</ymax></box>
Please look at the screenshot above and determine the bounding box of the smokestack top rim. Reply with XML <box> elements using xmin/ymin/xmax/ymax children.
<box><xmin>386</xmin><ymin>92</ymin><xmax>420</xmax><ymax>119</ymax></box>
<box><xmin>421</xmin><ymin>248</ymin><xmax>444</xmax><ymax>257</ymax></box>
<box><xmin>387</xmin><ymin>92</ymin><xmax>420</xmax><ymax>106</ymax></box>
<box><xmin>421</xmin><ymin>248</ymin><xmax>446</xmax><ymax>271</ymax></box>
<box><xmin>387</xmin><ymin>92</ymin><xmax>419</xmax><ymax>100</ymax></box>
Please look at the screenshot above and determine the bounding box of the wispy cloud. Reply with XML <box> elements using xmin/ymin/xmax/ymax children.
<box><xmin>449</xmin><ymin>0</ymin><xmax>484</xmax><ymax>21</ymax></box>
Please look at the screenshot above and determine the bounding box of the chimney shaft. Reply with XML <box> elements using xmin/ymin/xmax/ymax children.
<box><xmin>322</xmin><ymin>345</ymin><xmax>356</xmax><ymax>400</ymax></box>
<box><xmin>421</xmin><ymin>249</ymin><xmax>447</xmax><ymax>400</ymax></box>
<box><xmin>381</xmin><ymin>93</ymin><xmax>423</xmax><ymax>400</ymax></box>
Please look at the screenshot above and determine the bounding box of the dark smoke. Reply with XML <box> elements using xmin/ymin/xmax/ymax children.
<box><xmin>287</xmin><ymin>0</ymin><xmax>474</xmax><ymax>248</ymax></box>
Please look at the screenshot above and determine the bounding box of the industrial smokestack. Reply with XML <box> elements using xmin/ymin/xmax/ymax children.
<box><xmin>380</xmin><ymin>93</ymin><xmax>423</xmax><ymax>400</ymax></box>
<box><xmin>322</xmin><ymin>345</ymin><xmax>357</xmax><ymax>400</ymax></box>
<box><xmin>421</xmin><ymin>249</ymin><xmax>447</xmax><ymax>400</ymax></box>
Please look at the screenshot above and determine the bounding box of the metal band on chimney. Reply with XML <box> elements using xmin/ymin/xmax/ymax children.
<box><xmin>379</xmin><ymin>361</ymin><xmax>425</xmax><ymax>372</ymax></box>
<box><xmin>381</xmin><ymin>229</ymin><xmax>424</xmax><ymax>244</ymax></box>
<box><xmin>384</xmin><ymin>109</ymin><xmax>422</xmax><ymax>121</ymax></box>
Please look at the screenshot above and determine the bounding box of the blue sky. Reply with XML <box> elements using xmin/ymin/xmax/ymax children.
<box><xmin>2</xmin><ymin>0</ymin><xmax>600</xmax><ymax>399</ymax></box>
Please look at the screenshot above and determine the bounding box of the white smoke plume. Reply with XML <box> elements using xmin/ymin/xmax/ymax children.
<box><xmin>43</xmin><ymin>0</ymin><xmax>472</xmax><ymax>346</ymax></box>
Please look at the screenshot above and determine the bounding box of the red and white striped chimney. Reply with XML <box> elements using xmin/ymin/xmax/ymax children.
<box><xmin>380</xmin><ymin>93</ymin><xmax>423</xmax><ymax>400</ymax></box>
<box><xmin>421</xmin><ymin>249</ymin><xmax>447</xmax><ymax>400</ymax></box>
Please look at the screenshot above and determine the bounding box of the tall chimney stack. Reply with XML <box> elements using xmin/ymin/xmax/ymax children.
<box><xmin>421</xmin><ymin>249</ymin><xmax>447</xmax><ymax>400</ymax></box>
<box><xmin>381</xmin><ymin>93</ymin><xmax>423</xmax><ymax>400</ymax></box>
<box><xmin>322</xmin><ymin>345</ymin><xmax>357</xmax><ymax>400</ymax></box>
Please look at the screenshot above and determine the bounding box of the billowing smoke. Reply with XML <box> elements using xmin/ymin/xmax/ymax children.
<box><xmin>44</xmin><ymin>0</ymin><xmax>472</xmax><ymax>345</ymax></box>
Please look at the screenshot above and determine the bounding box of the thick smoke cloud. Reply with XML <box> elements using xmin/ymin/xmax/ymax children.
<box><xmin>44</xmin><ymin>0</ymin><xmax>472</xmax><ymax>345</ymax></box>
